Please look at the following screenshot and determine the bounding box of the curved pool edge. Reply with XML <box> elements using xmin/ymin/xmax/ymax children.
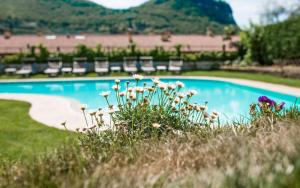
<box><xmin>0</xmin><ymin>93</ymin><xmax>90</xmax><ymax>131</ymax></box>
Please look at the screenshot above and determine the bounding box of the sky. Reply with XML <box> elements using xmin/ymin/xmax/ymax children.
<box><xmin>89</xmin><ymin>0</ymin><xmax>298</xmax><ymax>27</ymax></box>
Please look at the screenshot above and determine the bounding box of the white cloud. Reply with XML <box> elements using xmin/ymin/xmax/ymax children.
<box><xmin>89</xmin><ymin>0</ymin><xmax>148</xmax><ymax>9</ymax></box>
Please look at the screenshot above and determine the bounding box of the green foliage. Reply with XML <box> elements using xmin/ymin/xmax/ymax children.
<box><xmin>0</xmin><ymin>0</ymin><xmax>237</xmax><ymax>34</ymax></box>
<box><xmin>240</xmin><ymin>16</ymin><xmax>300</xmax><ymax>65</ymax></box>
<box><xmin>1</xmin><ymin>44</ymin><xmax>239</xmax><ymax>64</ymax></box>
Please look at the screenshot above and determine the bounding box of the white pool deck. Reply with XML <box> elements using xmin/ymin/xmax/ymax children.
<box><xmin>0</xmin><ymin>76</ymin><xmax>300</xmax><ymax>131</ymax></box>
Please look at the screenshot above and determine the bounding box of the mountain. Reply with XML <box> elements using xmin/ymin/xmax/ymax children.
<box><xmin>0</xmin><ymin>0</ymin><xmax>236</xmax><ymax>34</ymax></box>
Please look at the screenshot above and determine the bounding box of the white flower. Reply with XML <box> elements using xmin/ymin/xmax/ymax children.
<box><xmin>133</xmin><ymin>74</ymin><xmax>144</xmax><ymax>81</ymax></box>
<box><xmin>158</xmin><ymin>82</ymin><xmax>167</xmax><ymax>90</ymax></box>
<box><xmin>204</xmin><ymin>112</ymin><xmax>210</xmax><ymax>118</ymax></box>
<box><xmin>115</xmin><ymin>79</ymin><xmax>121</xmax><ymax>84</ymax></box>
<box><xmin>100</xmin><ymin>91</ymin><xmax>111</xmax><ymax>97</ymax></box>
<box><xmin>127</xmin><ymin>87</ymin><xmax>133</xmax><ymax>92</ymax></box>
<box><xmin>108</xmin><ymin>109</ymin><xmax>115</xmax><ymax>114</ymax></box>
<box><xmin>178</xmin><ymin>93</ymin><xmax>185</xmax><ymax>99</ymax></box>
<box><xmin>98</xmin><ymin>110</ymin><xmax>104</xmax><ymax>116</ymax></box>
<box><xmin>152</xmin><ymin>78</ymin><xmax>160</xmax><ymax>85</ymax></box>
<box><xmin>212</xmin><ymin>111</ymin><xmax>219</xmax><ymax>116</ymax></box>
<box><xmin>80</xmin><ymin>104</ymin><xmax>87</xmax><ymax>111</ymax></box>
<box><xmin>135</xmin><ymin>87</ymin><xmax>144</xmax><ymax>93</ymax></box>
<box><xmin>119</xmin><ymin>92</ymin><xmax>125</xmax><ymax>97</ymax></box>
<box><xmin>174</xmin><ymin>97</ymin><xmax>180</xmax><ymax>104</ymax></box>
<box><xmin>188</xmin><ymin>90</ymin><xmax>198</xmax><ymax>96</ymax></box>
<box><xmin>89</xmin><ymin>110</ymin><xmax>97</xmax><ymax>116</ymax></box>
<box><xmin>112</xmin><ymin>85</ymin><xmax>120</xmax><ymax>91</ymax></box>
<box><xmin>152</xmin><ymin>123</ymin><xmax>161</xmax><ymax>128</ymax></box>
<box><xmin>176</xmin><ymin>81</ymin><xmax>185</xmax><ymax>88</ymax></box>
<box><xmin>168</xmin><ymin>83</ymin><xmax>176</xmax><ymax>90</ymax></box>
<box><xmin>199</xmin><ymin>105</ymin><xmax>207</xmax><ymax>111</ymax></box>
<box><xmin>211</xmin><ymin>111</ymin><xmax>219</xmax><ymax>119</ymax></box>
<box><xmin>129</xmin><ymin>93</ymin><xmax>136</xmax><ymax>100</ymax></box>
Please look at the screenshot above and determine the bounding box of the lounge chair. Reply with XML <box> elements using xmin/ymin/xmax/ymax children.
<box><xmin>95</xmin><ymin>57</ymin><xmax>109</xmax><ymax>75</ymax></box>
<box><xmin>72</xmin><ymin>57</ymin><xmax>87</xmax><ymax>75</ymax></box>
<box><xmin>140</xmin><ymin>56</ymin><xmax>155</xmax><ymax>74</ymax></box>
<box><xmin>61</xmin><ymin>65</ymin><xmax>72</xmax><ymax>74</ymax></box>
<box><xmin>16</xmin><ymin>58</ymin><xmax>34</xmax><ymax>77</ymax></box>
<box><xmin>123</xmin><ymin>57</ymin><xmax>138</xmax><ymax>74</ymax></box>
<box><xmin>169</xmin><ymin>57</ymin><xmax>183</xmax><ymax>74</ymax></box>
<box><xmin>44</xmin><ymin>57</ymin><xmax>62</xmax><ymax>77</ymax></box>
<box><xmin>4</xmin><ymin>66</ymin><xmax>17</xmax><ymax>75</ymax></box>
<box><xmin>16</xmin><ymin>64</ymin><xmax>33</xmax><ymax>77</ymax></box>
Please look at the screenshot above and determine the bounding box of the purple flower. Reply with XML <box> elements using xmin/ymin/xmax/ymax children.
<box><xmin>258</xmin><ymin>96</ymin><xmax>276</xmax><ymax>107</ymax></box>
<box><xmin>279</xmin><ymin>102</ymin><xmax>285</xmax><ymax>110</ymax></box>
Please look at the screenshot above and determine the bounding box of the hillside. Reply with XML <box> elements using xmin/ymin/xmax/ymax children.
<box><xmin>0</xmin><ymin>0</ymin><xmax>236</xmax><ymax>34</ymax></box>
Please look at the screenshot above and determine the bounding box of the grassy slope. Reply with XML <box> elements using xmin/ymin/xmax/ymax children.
<box><xmin>0</xmin><ymin>100</ymin><xmax>75</xmax><ymax>161</ymax></box>
<box><xmin>1</xmin><ymin>70</ymin><xmax>300</xmax><ymax>88</ymax></box>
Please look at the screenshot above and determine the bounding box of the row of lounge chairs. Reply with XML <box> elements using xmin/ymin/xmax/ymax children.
<box><xmin>2</xmin><ymin>57</ymin><xmax>184</xmax><ymax>77</ymax></box>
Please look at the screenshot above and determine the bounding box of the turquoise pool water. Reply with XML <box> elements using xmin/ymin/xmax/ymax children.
<box><xmin>0</xmin><ymin>78</ymin><xmax>298</xmax><ymax>122</ymax></box>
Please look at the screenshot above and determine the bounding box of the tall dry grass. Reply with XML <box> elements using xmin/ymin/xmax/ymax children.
<box><xmin>1</xmin><ymin>117</ymin><xmax>300</xmax><ymax>188</ymax></box>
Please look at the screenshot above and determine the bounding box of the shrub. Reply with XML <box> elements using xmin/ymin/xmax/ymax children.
<box><xmin>79</xmin><ymin>75</ymin><xmax>218</xmax><ymax>138</ymax></box>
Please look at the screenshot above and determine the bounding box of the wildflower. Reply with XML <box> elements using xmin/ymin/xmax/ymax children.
<box><xmin>115</xmin><ymin>79</ymin><xmax>121</xmax><ymax>84</ymax></box>
<box><xmin>112</xmin><ymin>85</ymin><xmax>120</xmax><ymax>91</ymax></box>
<box><xmin>168</xmin><ymin>83</ymin><xmax>176</xmax><ymax>90</ymax></box>
<box><xmin>199</xmin><ymin>105</ymin><xmax>207</xmax><ymax>111</ymax></box>
<box><xmin>176</xmin><ymin>81</ymin><xmax>185</xmax><ymax>88</ymax></box>
<box><xmin>89</xmin><ymin>111</ymin><xmax>97</xmax><ymax>116</ymax></box>
<box><xmin>148</xmin><ymin>87</ymin><xmax>155</xmax><ymax>92</ymax></box>
<box><xmin>276</xmin><ymin>102</ymin><xmax>286</xmax><ymax>112</ymax></box>
<box><xmin>61</xmin><ymin>121</ymin><xmax>67</xmax><ymax>127</ymax></box>
<box><xmin>80</xmin><ymin>104</ymin><xmax>87</xmax><ymax>111</ymax></box>
<box><xmin>212</xmin><ymin>111</ymin><xmax>219</xmax><ymax>116</ymax></box>
<box><xmin>133</xmin><ymin>74</ymin><xmax>144</xmax><ymax>81</ymax></box>
<box><xmin>135</xmin><ymin>87</ymin><xmax>144</xmax><ymax>93</ymax></box>
<box><xmin>158</xmin><ymin>82</ymin><xmax>167</xmax><ymax>90</ymax></box>
<box><xmin>178</xmin><ymin>93</ymin><xmax>185</xmax><ymax>99</ymax></box>
<box><xmin>152</xmin><ymin>123</ymin><xmax>161</xmax><ymax>128</ymax></box>
<box><xmin>98</xmin><ymin>110</ymin><xmax>104</xmax><ymax>116</ymax></box>
<box><xmin>119</xmin><ymin>91</ymin><xmax>125</xmax><ymax>97</ymax></box>
<box><xmin>258</xmin><ymin>96</ymin><xmax>276</xmax><ymax>107</ymax></box>
<box><xmin>188</xmin><ymin>90</ymin><xmax>198</xmax><ymax>96</ymax></box>
<box><xmin>129</xmin><ymin>93</ymin><xmax>136</xmax><ymax>100</ymax></box>
<box><xmin>211</xmin><ymin>113</ymin><xmax>218</xmax><ymax>120</ymax></box>
<box><xmin>152</xmin><ymin>78</ymin><xmax>160</xmax><ymax>85</ymax></box>
<box><xmin>128</xmin><ymin>87</ymin><xmax>133</xmax><ymax>93</ymax></box>
<box><xmin>75</xmin><ymin>128</ymin><xmax>80</xmax><ymax>132</ymax></box>
<box><xmin>174</xmin><ymin>97</ymin><xmax>180</xmax><ymax>104</ymax></box>
<box><xmin>204</xmin><ymin>112</ymin><xmax>210</xmax><ymax>118</ymax></box>
<box><xmin>100</xmin><ymin>91</ymin><xmax>111</xmax><ymax>97</ymax></box>
<box><xmin>109</xmin><ymin>109</ymin><xmax>115</xmax><ymax>114</ymax></box>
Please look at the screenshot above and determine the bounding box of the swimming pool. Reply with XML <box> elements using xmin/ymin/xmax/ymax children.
<box><xmin>0</xmin><ymin>78</ymin><xmax>298</xmax><ymax>122</ymax></box>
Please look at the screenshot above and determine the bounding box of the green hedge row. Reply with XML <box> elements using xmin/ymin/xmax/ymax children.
<box><xmin>0</xmin><ymin>44</ymin><xmax>239</xmax><ymax>64</ymax></box>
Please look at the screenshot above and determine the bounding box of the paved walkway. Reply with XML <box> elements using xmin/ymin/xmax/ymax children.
<box><xmin>0</xmin><ymin>76</ymin><xmax>299</xmax><ymax>131</ymax></box>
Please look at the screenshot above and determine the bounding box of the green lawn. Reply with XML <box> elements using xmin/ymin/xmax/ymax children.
<box><xmin>0</xmin><ymin>100</ymin><xmax>75</xmax><ymax>161</ymax></box>
<box><xmin>1</xmin><ymin>70</ymin><xmax>300</xmax><ymax>88</ymax></box>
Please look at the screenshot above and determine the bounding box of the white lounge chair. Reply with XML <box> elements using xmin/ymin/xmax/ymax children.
<box><xmin>73</xmin><ymin>58</ymin><xmax>87</xmax><ymax>75</ymax></box>
<box><xmin>44</xmin><ymin>58</ymin><xmax>62</xmax><ymax>77</ymax></box>
<box><xmin>95</xmin><ymin>57</ymin><xmax>109</xmax><ymax>75</ymax></box>
<box><xmin>123</xmin><ymin>57</ymin><xmax>138</xmax><ymax>73</ymax></box>
<box><xmin>169</xmin><ymin>57</ymin><xmax>183</xmax><ymax>73</ymax></box>
<box><xmin>4</xmin><ymin>67</ymin><xmax>17</xmax><ymax>75</ymax></box>
<box><xmin>140</xmin><ymin>56</ymin><xmax>155</xmax><ymax>74</ymax></box>
<box><xmin>16</xmin><ymin>64</ymin><xmax>33</xmax><ymax>77</ymax></box>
